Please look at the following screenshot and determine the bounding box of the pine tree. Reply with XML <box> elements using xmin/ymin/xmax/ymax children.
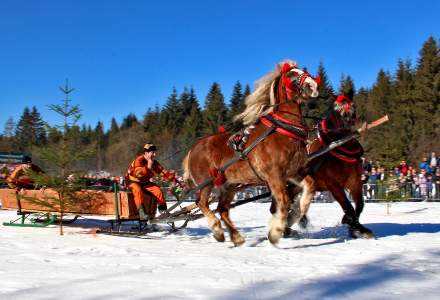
<box><xmin>143</xmin><ymin>106</ymin><xmax>162</xmax><ymax>142</ymax></box>
<box><xmin>203</xmin><ymin>82</ymin><xmax>228</xmax><ymax>134</ymax></box>
<box><xmin>411</xmin><ymin>36</ymin><xmax>440</xmax><ymax>157</ymax></box>
<box><xmin>109</xmin><ymin>118</ymin><xmax>119</xmax><ymax>135</ymax></box>
<box><xmin>363</xmin><ymin>69</ymin><xmax>395</xmax><ymax>164</ymax></box>
<box><xmin>163</xmin><ymin>87</ymin><xmax>184</xmax><ymax>136</ymax></box>
<box><xmin>179</xmin><ymin>87</ymin><xmax>199</xmax><ymax>117</ymax></box>
<box><xmin>120</xmin><ymin>113</ymin><xmax>139</xmax><ymax>130</ymax></box>
<box><xmin>14</xmin><ymin>106</ymin><xmax>47</xmax><ymax>151</ymax></box>
<box><xmin>0</xmin><ymin>117</ymin><xmax>16</xmax><ymax>152</ymax></box>
<box><xmin>393</xmin><ymin>59</ymin><xmax>415</xmax><ymax>159</ymax></box>
<box><xmin>339</xmin><ymin>74</ymin><xmax>355</xmax><ymax>100</ymax></box>
<box><xmin>29</xmin><ymin>81</ymin><xmax>95</xmax><ymax>235</ymax></box>
<box><xmin>30</xmin><ymin>106</ymin><xmax>47</xmax><ymax>146</ymax></box>
<box><xmin>3</xmin><ymin>117</ymin><xmax>16</xmax><ymax>138</ymax></box>
<box><xmin>14</xmin><ymin>107</ymin><xmax>33</xmax><ymax>151</ymax></box>
<box><xmin>228</xmin><ymin>81</ymin><xmax>244</xmax><ymax>126</ymax></box>
<box><xmin>353</xmin><ymin>87</ymin><xmax>369</xmax><ymax>122</ymax></box>
<box><xmin>94</xmin><ymin>121</ymin><xmax>105</xmax><ymax>171</ymax></box>
<box><xmin>303</xmin><ymin>62</ymin><xmax>335</xmax><ymax>124</ymax></box>
<box><xmin>179</xmin><ymin>99</ymin><xmax>203</xmax><ymax>146</ymax></box>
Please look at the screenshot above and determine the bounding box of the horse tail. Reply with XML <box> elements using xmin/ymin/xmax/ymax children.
<box><xmin>182</xmin><ymin>150</ymin><xmax>195</xmax><ymax>188</ymax></box>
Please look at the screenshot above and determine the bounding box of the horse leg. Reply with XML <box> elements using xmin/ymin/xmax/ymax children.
<box><xmin>329</xmin><ymin>184</ymin><xmax>373</xmax><ymax>239</ymax></box>
<box><xmin>349</xmin><ymin>185</ymin><xmax>375</xmax><ymax>238</ymax></box>
<box><xmin>351</xmin><ymin>184</ymin><xmax>365</xmax><ymax>218</ymax></box>
<box><xmin>296</xmin><ymin>177</ymin><xmax>316</xmax><ymax>227</ymax></box>
<box><xmin>197</xmin><ymin>186</ymin><xmax>225</xmax><ymax>242</ymax></box>
<box><xmin>218</xmin><ymin>187</ymin><xmax>245</xmax><ymax>247</ymax></box>
<box><xmin>267</xmin><ymin>179</ymin><xmax>290</xmax><ymax>244</ymax></box>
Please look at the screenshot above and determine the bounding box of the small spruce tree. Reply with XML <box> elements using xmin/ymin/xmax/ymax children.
<box><xmin>27</xmin><ymin>80</ymin><xmax>96</xmax><ymax>235</ymax></box>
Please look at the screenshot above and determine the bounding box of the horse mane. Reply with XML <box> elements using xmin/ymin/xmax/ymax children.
<box><xmin>234</xmin><ymin>59</ymin><xmax>297</xmax><ymax>126</ymax></box>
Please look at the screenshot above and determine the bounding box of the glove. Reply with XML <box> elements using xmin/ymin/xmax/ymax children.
<box><xmin>158</xmin><ymin>203</ymin><xmax>168</xmax><ymax>213</ymax></box>
<box><xmin>174</xmin><ymin>186</ymin><xmax>183</xmax><ymax>197</ymax></box>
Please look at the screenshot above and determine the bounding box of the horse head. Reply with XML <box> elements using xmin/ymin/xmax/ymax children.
<box><xmin>274</xmin><ymin>61</ymin><xmax>320</xmax><ymax>104</ymax></box>
<box><xmin>235</xmin><ymin>60</ymin><xmax>320</xmax><ymax>126</ymax></box>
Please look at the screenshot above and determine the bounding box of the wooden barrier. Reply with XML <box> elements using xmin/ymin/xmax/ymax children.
<box><xmin>0</xmin><ymin>188</ymin><xmax>146</xmax><ymax>219</ymax></box>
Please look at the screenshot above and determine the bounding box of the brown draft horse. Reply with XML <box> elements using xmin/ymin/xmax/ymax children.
<box><xmin>284</xmin><ymin>138</ymin><xmax>375</xmax><ymax>239</ymax></box>
<box><xmin>183</xmin><ymin>60</ymin><xmax>319</xmax><ymax>246</ymax></box>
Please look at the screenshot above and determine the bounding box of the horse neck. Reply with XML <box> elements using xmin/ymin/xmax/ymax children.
<box><xmin>274</xmin><ymin>98</ymin><xmax>303</xmax><ymax>124</ymax></box>
<box><xmin>272</xmin><ymin>76</ymin><xmax>303</xmax><ymax>123</ymax></box>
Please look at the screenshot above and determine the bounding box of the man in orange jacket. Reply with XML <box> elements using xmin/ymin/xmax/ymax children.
<box><xmin>126</xmin><ymin>143</ymin><xmax>177</xmax><ymax>220</ymax></box>
<box><xmin>7</xmin><ymin>156</ymin><xmax>44</xmax><ymax>190</ymax></box>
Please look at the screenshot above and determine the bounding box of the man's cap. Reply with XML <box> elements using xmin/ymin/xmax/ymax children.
<box><xmin>144</xmin><ymin>143</ymin><xmax>157</xmax><ymax>152</ymax></box>
<box><xmin>22</xmin><ymin>156</ymin><xmax>32</xmax><ymax>163</ymax></box>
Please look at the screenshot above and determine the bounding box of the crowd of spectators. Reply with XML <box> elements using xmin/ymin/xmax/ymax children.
<box><xmin>362</xmin><ymin>152</ymin><xmax>440</xmax><ymax>201</ymax></box>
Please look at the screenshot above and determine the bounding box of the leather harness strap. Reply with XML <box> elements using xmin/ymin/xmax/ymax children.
<box><xmin>260</xmin><ymin>112</ymin><xmax>308</xmax><ymax>141</ymax></box>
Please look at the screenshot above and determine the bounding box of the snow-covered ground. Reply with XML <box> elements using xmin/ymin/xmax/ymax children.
<box><xmin>1</xmin><ymin>201</ymin><xmax>440</xmax><ymax>300</ymax></box>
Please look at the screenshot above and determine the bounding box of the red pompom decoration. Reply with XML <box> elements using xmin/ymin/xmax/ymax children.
<box><xmin>336</xmin><ymin>95</ymin><xmax>350</xmax><ymax>103</ymax></box>
<box><xmin>282</xmin><ymin>63</ymin><xmax>293</xmax><ymax>74</ymax></box>
<box><xmin>314</xmin><ymin>76</ymin><xmax>322</xmax><ymax>87</ymax></box>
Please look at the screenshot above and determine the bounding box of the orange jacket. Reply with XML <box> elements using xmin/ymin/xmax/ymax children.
<box><xmin>7</xmin><ymin>163</ymin><xmax>44</xmax><ymax>186</ymax></box>
<box><xmin>127</xmin><ymin>155</ymin><xmax>175</xmax><ymax>184</ymax></box>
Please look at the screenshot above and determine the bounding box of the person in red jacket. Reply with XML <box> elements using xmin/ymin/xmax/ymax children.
<box><xmin>126</xmin><ymin>143</ymin><xmax>177</xmax><ymax>220</ymax></box>
<box><xmin>7</xmin><ymin>156</ymin><xmax>44</xmax><ymax>190</ymax></box>
<box><xmin>317</xmin><ymin>95</ymin><xmax>364</xmax><ymax>162</ymax></box>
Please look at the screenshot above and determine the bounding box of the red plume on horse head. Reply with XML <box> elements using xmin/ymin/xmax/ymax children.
<box><xmin>336</xmin><ymin>95</ymin><xmax>351</xmax><ymax>103</ymax></box>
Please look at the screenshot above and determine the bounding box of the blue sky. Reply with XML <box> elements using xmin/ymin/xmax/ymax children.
<box><xmin>1</xmin><ymin>0</ymin><xmax>440</xmax><ymax>131</ymax></box>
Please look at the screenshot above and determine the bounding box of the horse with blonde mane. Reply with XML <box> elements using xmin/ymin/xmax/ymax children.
<box><xmin>182</xmin><ymin>60</ymin><xmax>319</xmax><ymax>246</ymax></box>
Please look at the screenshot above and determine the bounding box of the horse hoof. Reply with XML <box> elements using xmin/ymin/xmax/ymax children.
<box><xmin>299</xmin><ymin>215</ymin><xmax>309</xmax><ymax>229</ymax></box>
<box><xmin>283</xmin><ymin>227</ymin><xmax>299</xmax><ymax>238</ymax></box>
<box><xmin>212</xmin><ymin>229</ymin><xmax>225</xmax><ymax>242</ymax></box>
<box><xmin>213</xmin><ymin>232</ymin><xmax>225</xmax><ymax>242</ymax></box>
<box><xmin>268</xmin><ymin>228</ymin><xmax>283</xmax><ymax>244</ymax></box>
<box><xmin>232</xmin><ymin>233</ymin><xmax>245</xmax><ymax>247</ymax></box>
<box><xmin>349</xmin><ymin>228</ymin><xmax>375</xmax><ymax>239</ymax></box>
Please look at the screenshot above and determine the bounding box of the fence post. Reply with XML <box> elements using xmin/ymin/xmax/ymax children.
<box><xmin>113</xmin><ymin>182</ymin><xmax>119</xmax><ymax>221</ymax></box>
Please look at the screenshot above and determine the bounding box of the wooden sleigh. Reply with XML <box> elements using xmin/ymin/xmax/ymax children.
<box><xmin>0</xmin><ymin>184</ymin><xmax>149</xmax><ymax>229</ymax></box>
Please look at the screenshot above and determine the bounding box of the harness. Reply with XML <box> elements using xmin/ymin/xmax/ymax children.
<box><xmin>260</xmin><ymin>112</ymin><xmax>307</xmax><ymax>141</ymax></box>
<box><xmin>217</xmin><ymin>64</ymin><xmax>314</xmax><ymax>185</ymax></box>
<box><xmin>318</xmin><ymin>118</ymin><xmax>363</xmax><ymax>163</ymax></box>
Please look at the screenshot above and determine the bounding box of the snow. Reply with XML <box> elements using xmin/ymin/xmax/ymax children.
<box><xmin>1</xmin><ymin>201</ymin><xmax>440</xmax><ymax>300</ymax></box>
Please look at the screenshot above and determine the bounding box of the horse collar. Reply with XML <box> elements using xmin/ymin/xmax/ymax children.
<box><xmin>260</xmin><ymin>112</ymin><xmax>307</xmax><ymax>141</ymax></box>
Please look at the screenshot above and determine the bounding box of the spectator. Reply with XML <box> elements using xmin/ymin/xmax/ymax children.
<box><xmin>385</xmin><ymin>171</ymin><xmax>399</xmax><ymax>199</ymax></box>
<box><xmin>419</xmin><ymin>157</ymin><xmax>431</xmax><ymax>174</ymax></box>
<box><xmin>433</xmin><ymin>168</ymin><xmax>440</xmax><ymax>199</ymax></box>
<box><xmin>399</xmin><ymin>160</ymin><xmax>408</xmax><ymax>175</ymax></box>
<box><xmin>430</xmin><ymin>152</ymin><xmax>437</xmax><ymax>170</ymax></box>
<box><xmin>362</xmin><ymin>157</ymin><xmax>372</xmax><ymax>173</ymax></box>
<box><xmin>398</xmin><ymin>172</ymin><xmax>408</xmax><ymax>198</ymax></box>
<box><xmin>418</xmin><ymin>173</ymin><xmax>427</xmax><ymax>199</ymax></box>
<box><xmin>367</xmin><ymin>168</ymin><xmax>378</xmax><ymax>199</ymax></box>
<box><xmin>412</xmin><ymin>174</ymin><xmax>420</xmax><ymax>198</ymax></box>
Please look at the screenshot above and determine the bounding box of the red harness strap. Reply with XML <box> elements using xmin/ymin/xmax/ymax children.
<box><xmin>320</xmin><ymin>119</ymin><xmax>361</xmax><ymax>155</ymax></box>
<box><xmin>260</xmin><ymin>112</ymin><xmax>307</xmax><ymax>141</ymax></box>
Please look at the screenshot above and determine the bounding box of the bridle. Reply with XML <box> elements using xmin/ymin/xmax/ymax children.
<box><xmin>269</xmin><ymin>63</ymin><xmax>320</xmax><ymax>109</ymax></box>
<box><xmin>257</xmin><ymin>63</ymin><xmax>320</xmax><ymax>141</ymax></box>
